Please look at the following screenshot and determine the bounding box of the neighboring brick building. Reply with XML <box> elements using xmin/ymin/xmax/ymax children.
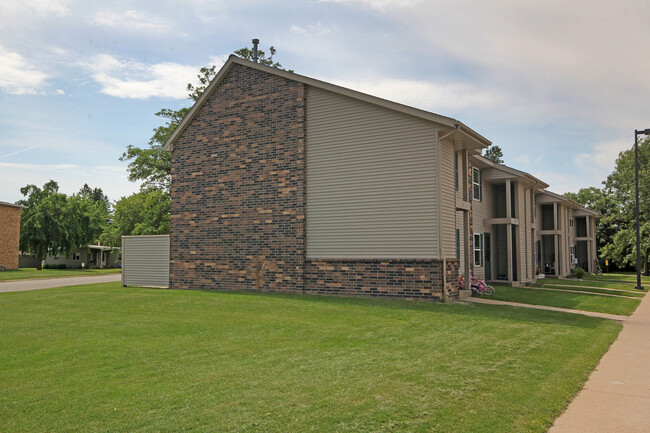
<box><xmin>0</xmin><ymin>201</ymin><xmax>24</xmax><ymax>270</ymax></box>
<box><xmin>163</xmin><ymin>56</ymin><xmax>598</xmax><ymax>301</ymax></box>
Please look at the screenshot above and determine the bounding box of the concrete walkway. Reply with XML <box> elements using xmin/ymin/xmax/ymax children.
<box><xmin>526</xmin><ymin>286</ymin><xmax>641</xmax><ymax>300</ymax></box>
<box><xmin>542</xmin><ymin>283</ymin><xmax>645</xmax><ymax>295</ymax></box>
<box><xmin>469</xmin><ymin>297</ymin><xmax>629</xmax><ymax>322</ymax></box>
<box><xmin>549</xmin><ymin>288</ymin><xmax>650</xmax><ymax>433</ymax></box>
<box><xmin>0</xmin><ymin>273</ymin><xmax>121</xmax><ymax>293</ymax></box>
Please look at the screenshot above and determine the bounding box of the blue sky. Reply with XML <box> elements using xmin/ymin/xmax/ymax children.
<box><xmin>1</xmin><ymin>0</ymin><xmax>649</xmax><ymax>204</ymax></box>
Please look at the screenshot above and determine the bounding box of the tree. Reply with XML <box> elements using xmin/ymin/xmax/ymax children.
<box><xmin>233</xmin><ymin>45</ymin><xmax>292</xmax><ymax>72</ymax></box>
<box><xmin>598</xmin><ymin>137</ymin><xmax>650</xmax><ymax>274</ymax></box>
<box><xmin>120</xmin><ymin>44</ymin><xmax>289</xmax><ymax>192</ymax></box>
<box><xmin>484</xmin><ymin>146</ymin><xmax>504</xmax><ymax>164</ymax></box>
<box><xmin>100</xmin><ymin>190</ymin><xmax>171</xmax><ymax>247</ymax></box>
<box><xmin>564</xmin><ymin>186</ymin><xmax>617</xmax><ymax>256</ymax></box>
<box><xmin>17</xmin><ymin>180</ymin><xmax>105</xmax><ymax>270</ymax></box>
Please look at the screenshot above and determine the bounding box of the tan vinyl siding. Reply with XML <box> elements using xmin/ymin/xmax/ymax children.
<box><xmin>122</xmin><ymin>235</ymin><xmax>170</xmax><ymax>287</ymax></box>
<box><xmin>456</xmin><ymin>211</ymin><xmax>465</xmax><ymax>270</ymax></box>
<box><xmin>306</xmin><ymin>86</ymin><xmax>440</xmax><ymax>258</ymax></box>
<box><xmin>440</xmin><ymin>140</ymin><xmax>456</xmax><ymax>258</ymax></box>
<box><xmin>518</xmin><ymin>183</ymin><xmax>531</xmax><ymax>282</ymax></box>
<box><xmin>472</xmin><ymin>182</ymin><xmax>493</xmax><ymax>280</ymax></box>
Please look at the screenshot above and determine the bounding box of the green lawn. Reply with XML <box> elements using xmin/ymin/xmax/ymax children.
<box><xmin>540</xmin><ymin>278</ymin><xmax>647</xmax><ymax>293</ymax></box>
<box><xmin>0</xmin><ymin>283</ymin><xmax>621</xmax><ymax>432</ymax></box>
<box><xmin>0</xmin><ymin>267</ymin><xmax>120</xmax><ymax>281</ymax></box>
<box><xmin>483</xmin><ymin>285</ymin><xmax>640</xmax><ymax>316</ymax></box>
<box><xmin>531</xmin><ymin>284</ymin><xmax>645</xmax><ymax>298</ymax></box>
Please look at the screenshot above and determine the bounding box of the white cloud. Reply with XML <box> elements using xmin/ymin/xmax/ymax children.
<box><xmin>331</xmin><ymin>77</ymin><xmax>508</xmax><ymax>113</ymax></box>
<box><xmin>0</xmin><ymin>0</ymin><xmax>69</xmax><ymax>16</ymax></box>
<box><xmin>81</xmin><ymin>54</ymin><xmax>200</xmax><ymax>99</ymax></box>
<box><xmin>325</xmin><ymin>1</ymin><xmax>650</xmax><ymax>131</ymax></box>
<box><xmin>91</xmin><ymin>9</ymin><xmax>171</xmax><ymax>33</ymax></box>
<box><xmin>0</xmin><ymin>162</ymin><xmax>140</xmax><ymax>203</ymax></box>
<box><xmin>0</xmin><ymin>45</ymin><xmax>49</xmax><ymax>94</ymax></box>
<box><xmin>55</xmin><ymin>89</ymin><xmax>65</xmax><ymax>95</ymax></box>
<box><xmin>318</xmin><ymin>0</ymin><xmax>423</xmax><ymax>11</ymax></box>
<box><xmin>574</xmin><ymin>138</ymin><xmax>631</xmax><ymax>172</ymax></box>
<box><xmin>290</xmin><ymin>23</ymin><xmax>335</xmax><ymax>37</ymax></box>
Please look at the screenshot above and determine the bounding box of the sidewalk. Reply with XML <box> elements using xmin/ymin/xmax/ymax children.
<box><xmin>469</xmin><ymin>297</ymin><xmax>629</xmax><ymax>322</ymax></box>
<box><xmin>548</xmin><ymin>290</ymin><xmax>650</xmax><ymax>433</ymax></box>
<box><xmin>0</xmin><ymin>273</ymin><xmax>121</xmax><ymax>293</ymax></box>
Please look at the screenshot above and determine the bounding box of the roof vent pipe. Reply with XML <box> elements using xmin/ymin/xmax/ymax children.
<box><xmin>252</xmin><ymin>38</ymin><xmax>259</xmax><ymax>63</ymax></box>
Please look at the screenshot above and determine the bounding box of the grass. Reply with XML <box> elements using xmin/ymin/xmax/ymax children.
<box><xmin>531</xmin><ymin>284</ymin><xmax>645</xmax><ymax>298</ymax></box>
<box><xmin>483</xmin><ymin>285</ymin><xmax>640</xmax><ymax>316</ymax></box>
<box><xmin>0</xmin><ymin>282</ymin><xmax>621</xmax><ymax>433</ymax></box>
<box><xmin>0</xmin><ymin>267</ymin><xmax>120</xmax><ymax>281</ymax></box>
<box><xmin>540</xmin><ymin>278</ymin><xmax>647</xmax><ymax>293</ymax></box>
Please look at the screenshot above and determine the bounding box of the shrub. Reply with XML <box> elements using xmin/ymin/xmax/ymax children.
<box><xmin>568</xmin><ymin>267</ymin><xmax>586</xmax><ymax>280</ymax></box>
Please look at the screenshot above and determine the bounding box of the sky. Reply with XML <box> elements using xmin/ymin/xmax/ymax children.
<box><xmin>1</xmin><ymin>0</ymin><xmax>649</xmax><ymax>204</ymax></box>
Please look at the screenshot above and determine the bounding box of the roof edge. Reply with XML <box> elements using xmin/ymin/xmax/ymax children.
<box><xmin>164</xmin><ymin>55</ymin><xmax>491</xmax><ymax>151</ymax></box>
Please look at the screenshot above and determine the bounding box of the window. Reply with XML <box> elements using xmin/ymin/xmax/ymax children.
<box><xmin>569</xmin><ymin>245</ymin><xmax>576</xmax><ymax>265</ymax></box>
<box><xmin>454</xmin><ymin>152</ymin><xmax>459</xmax><ymax>191</ymax></box>
<box><xmin>569</xmin><ymin>210</ymin><xmax>574</xmax><ymax>228</ymax></box>
<box><xmin>533</xmin><ymin>193</ymin><xmax>537</xmax><ymax>219</ymax></box>
<box><xmin>472</xmin><ymin>168</ymin><xmax>481</xmax><ymax>201</ymax></box>
<box><xmin>474</xmin><ymin>233</ymin><xmax>483</xmax><ymax>266</ymax></box>
<box><xmin>72</xmin><ymin>252</ymin><xmax>80</xmax><ymax>261</ymax></box>
<box><xmin>456</xmin><ymin>229</ymin><xmax>460</xmax><ymax>260</ymax></box>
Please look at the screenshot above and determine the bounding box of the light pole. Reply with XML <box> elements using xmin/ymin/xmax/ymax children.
<box><xmin>634</xmin><ymin>129</ymin><xmax>650</xmax><ymax>290</ymax></box>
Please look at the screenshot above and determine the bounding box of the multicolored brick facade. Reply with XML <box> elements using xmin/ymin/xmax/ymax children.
<box><xmin>169</xmin><ymin>63</ymin><xmax>461</xmax><ymax>301</ymax></box>
<box><xmin>0</xmin><ymin>202</ymin><xmax>22</xmax><ymax>270</ymax></box>
<box><xmin>170</xmin><ymin>64</ymin><xmax>306</xmax><ymax>293</ymax></box>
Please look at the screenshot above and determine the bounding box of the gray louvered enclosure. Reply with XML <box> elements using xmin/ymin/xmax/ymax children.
<box><xmin>121</xmin><ymin>235</ymin><xmax>170</xmax><ymax>287</ymax></box>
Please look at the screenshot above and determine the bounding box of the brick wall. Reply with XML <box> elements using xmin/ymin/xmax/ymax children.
<box><xmin>170</xmin><ymin>64</ymin><xmax>306</xmax><ymax>293</ymax></box>
<box><xmin>0</xmin><ymin>204</ymin><xmax>22</xmax><ymax>269</ymax></box>
<box><xmin>169</xmin><ymin>62</ymin><xmax>460</xmax><ymax>301</ymax></box>
<box><xmin>305</xmin><ymin>259</ymin><xmax>447</xmax><ymax>300</ymax></box>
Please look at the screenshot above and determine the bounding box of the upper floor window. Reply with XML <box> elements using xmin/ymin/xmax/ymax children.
<box><xmin>472</xmin><ymin>168</ymin><xmax>482</xmax><ymax>201</ymax></box>
<box><xmin>569</xmin><ymin>210</ymin><xmax>574</xmax><ymax>228</ymax></box>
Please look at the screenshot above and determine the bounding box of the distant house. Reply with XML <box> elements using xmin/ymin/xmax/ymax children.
<box><xmin>20</xmin><ymin>244</ymin><xmax>120</xmax><ymax>269</ymax></box>
<box><xmin>0</xmin><ymin>201</ymin><xmax>24</xmax><ymax>270</ymax></box>
<box><xmin>161</xmin><ymin>55</ymin><xmax>599</xmax><ymax>301</ymax></box>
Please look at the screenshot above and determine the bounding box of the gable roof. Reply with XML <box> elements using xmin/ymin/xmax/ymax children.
<box><xmin>472</xmin><ymin>154</ymin><xmax>549</xmax><ymax>188</ymax></box>
<box><xmin>163</xmin><ymin>55</ymin><xmax>491</xmax><ymax>151</ymax></box>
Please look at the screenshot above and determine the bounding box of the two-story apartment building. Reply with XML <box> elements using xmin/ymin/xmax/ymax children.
<box><xmin>459</xmin><ymin>156</ymin><xmax>599</xmax><ymax>288</ymax></box>
<box><xmin>163</xmin><ymin>55</ymin><xmax>598</xmax><ymax>301</ymax></box>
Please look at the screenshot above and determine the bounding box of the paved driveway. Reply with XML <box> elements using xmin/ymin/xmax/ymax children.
<box><xmin>0</xmin><ymin>273</ymin><xmax>121</xmax><ymax>293</ymax></box>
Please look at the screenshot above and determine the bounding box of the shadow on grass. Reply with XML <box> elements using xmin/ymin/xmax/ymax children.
<box><xmin>117</xmin><ymin>284</ymin><xmax>611</xmax><ymax>331</ymax></box>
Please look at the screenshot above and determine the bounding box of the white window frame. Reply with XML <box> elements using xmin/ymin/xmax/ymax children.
<box><xmin>472</xmin><ymin>168</ymin><xmax>481</xmax><ymax>201</ymax></box>
<box><xmin>569</xmin><ymin>210</ymin><xmax>574</xmax><ymax>228</ymax></box>
<box><xmin>474</xmin><ymin>233</ymin><xmax>483</xmax><ymax>267</ymax></box>
<box><xmin>570</xmin><ymin>245</ymin><xmax>576</xmax><ymax>265</ymax></box>
<box><xmin>72</xmin><ymin>252</ymin><xmax>80</xmax><ymax>261</ymax></box>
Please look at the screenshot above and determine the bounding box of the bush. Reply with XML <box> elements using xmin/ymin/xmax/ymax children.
<box><xmin>568</xmin><ymin>267</ymin><xmax>586</xmax><ymax>280</ymax></box>
<box><xmin>43</xmin><ymin>264</ymin><xmax>67</xmax><ymax>270</ymax></box>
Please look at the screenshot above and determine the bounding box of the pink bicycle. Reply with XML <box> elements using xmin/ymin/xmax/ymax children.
<box><xmin>458</xmin><ymin>275</ymin><xmax>495</xmax><ymax>296</ymax></box>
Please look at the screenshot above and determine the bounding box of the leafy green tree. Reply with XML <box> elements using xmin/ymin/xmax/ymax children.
<box><xmin>598</xmin><ymin>137</ymin><xmax>650</xmax><ymax>274</ymax></box>
<box><xmin>120</xmin><ymin>44</ymin><xmax>289</xmax><ymax>192</ymax></box>
<box><xmin>484</xmin><ymin>145</ymin><xmax>504</xmax><ymax>164</ymax></box>
<box><xmin>233</xmin><ymin>45</ymin><xmax>291</xmax><ymax>71</ymax></box>
<box><xmin>564</xmin><ymin>186</ymin><xmax>618</xmax><ymax>255</ymax></box>
<box><xmin>100</xmin><ymin>190</ymin><xmax>171</xmax><ymax>247</ymax></box>
<box><xmin>17</xmin><ymin>180</ymin><xmax>105</xmax><ymax>270</ymax></box>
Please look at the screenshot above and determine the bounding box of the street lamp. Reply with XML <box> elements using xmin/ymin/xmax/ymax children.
<box><xmin>634</xmin><ymin>129</ymin><xmax>650</xmax><ymax>290</ymax></box>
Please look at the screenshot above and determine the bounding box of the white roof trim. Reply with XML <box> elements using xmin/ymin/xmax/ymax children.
<box><xmin>163</xmin><ymin>56</ymin><xmax>491</xmax><ymax>151</ymax></box>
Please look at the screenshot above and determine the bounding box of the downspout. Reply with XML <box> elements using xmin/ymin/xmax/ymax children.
<box><xmin>434</xmin><ymin>130</ymin><xmax>446</xmax><ymax>300</ymax></box>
